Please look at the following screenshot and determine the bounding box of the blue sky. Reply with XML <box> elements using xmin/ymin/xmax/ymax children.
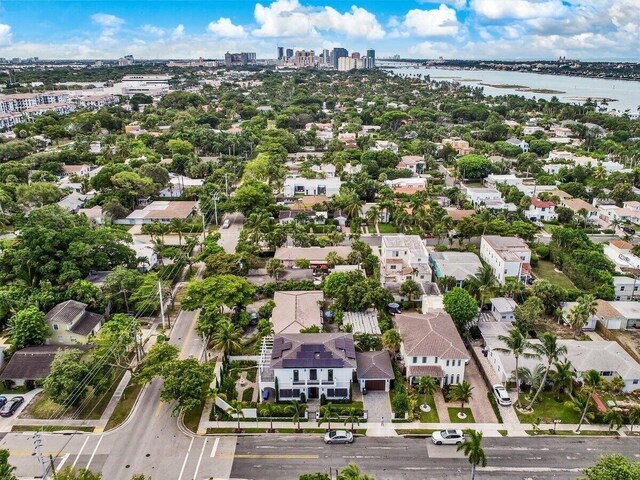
<box><xmin>0</xmin><ymin>0</ymin><xmax>638</xmax><ymax>60</ymax></box>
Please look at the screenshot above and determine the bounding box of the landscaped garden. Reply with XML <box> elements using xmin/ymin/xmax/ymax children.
<box><xmin>516</xmin><ymin>393</ymin><xmax>581</xmax><ymax>424</ymax></box>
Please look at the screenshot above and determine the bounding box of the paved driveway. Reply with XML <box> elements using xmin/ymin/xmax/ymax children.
<box><xmin>363</xmin><ymin>391</ymin><xmax>392</xmax><ymax>423</ymax></box>
<box><xmin>464</xmin><ymin>359</ymin><xmax>499</xmax><ymax>423</ymax></box>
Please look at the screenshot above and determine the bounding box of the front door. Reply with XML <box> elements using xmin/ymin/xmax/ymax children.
<box><xmin>308</xmin><ymin>387</ymin><xmax>319</xmax><ymax>399</ymax></box>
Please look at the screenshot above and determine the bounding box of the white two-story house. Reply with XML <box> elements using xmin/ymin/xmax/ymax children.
<box><xmin>480</xmin><ymin>235</ymin><xmax>532</xmax><ymax>285</ymax></box>
<box><xmin>259</xmin><ymin>333</ymin><xmax>356</xmax><ymax>402</ymax></box>
<box><xmin>381</xmin><ymin>235</ymin><xmax>431</xmax><ymax>285</ymax></box>
<box><xmin>525</xmin><ymin>197</ymin><xmax>557</xmax><ymax>222</ymax></box>
<box><xmin>283</xmin><ymin>177</ymin><xmax>342</xmax><ymax>198</ymax></box>
<box><xmin>395</xmin><ymin>312</ymin><xmax>468</xmax><ymax>386</ymax></box>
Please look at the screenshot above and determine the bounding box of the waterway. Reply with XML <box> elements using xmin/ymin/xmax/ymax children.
<box><xmin>390</xmin><ymin>66</ymin><xmax>640</xmax><ymax>114</ymax></box>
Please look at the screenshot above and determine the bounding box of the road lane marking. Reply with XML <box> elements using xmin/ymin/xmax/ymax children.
<box><xmin>210</xmin><ymin>438</ymin><xmax>220</xmax><ymax>458</ymax></box>
<box><xmin>192</xmin><ymin>438</ymin><xmax>208</xmax><ymax>479</ymax></box>
<box><xmin>215</xmin><ymin>454</ymin><xmax>319</xmax><ymax>459</ymax></box>
<box><xmin>180</xmin><ymin>311</ymin><xmax>199</xmax><ymax>358</ymax></box>
<box><xmin>85</xmin><ymin>435</ymin><xmax>103</xmax><ymax>470</ymax></box>
<box><xmin>154</xmin><ymin>401</ymin><xmax>164</xmax><ymax>417</ymax></box>
<box><xmin>178</xmin><ymin>437</ymin><xmax>195</xmax><ymax>480</ymax></box>
<box><xmin>57</xmin><ymin>453</ymin><xmax>71</xmax><ymax>471</ymax></box>
<box><xmin>72</xmin><ymin>437</ymin><xmax>90</xmax><ymax>468</ymax></box>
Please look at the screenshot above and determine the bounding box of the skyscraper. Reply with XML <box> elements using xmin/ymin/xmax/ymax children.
<box><xmin>286</xmin><ymin>48</ymin><xmax>294</xmax><ymax>59</ymax></box>
<box><xmin>277</xmin><ymin>46</ymin><xmax>284</xmax><ymax>60</ymax></box>
<box><xmin>332</xmin><ymin>47</ymin><xmax>348</xmax><ymax>69</ymax></box>
<box><xmin>366</xmin><ymin>48</ymin><xmax>375</xmax><ymax>68</ymax></box>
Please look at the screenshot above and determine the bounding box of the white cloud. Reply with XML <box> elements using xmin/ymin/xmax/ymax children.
<box><xmin>172</xmin><ymin>24</ymin><xmax>185</xmax><ymax>39</ymax></box>
<box><xmin>403</xmin><ymin>5</ymin><xmax>460</xmax><ymax>37</ymax></box>
<box><xmin>207</xmin><ymin>17</ymin><xmax>248</xmax><ymax>38</ymax></box>
<box><xmin>471</xmin><ymin>0</ymin><xmax>567</xmax><ymax>20</ymax></box>
<box><xmin>419</xmin><ymin>0</ymin><xmax>467</xmax><ymax>8</ymax></box>
<box><xmin>532</xmin><ymin>32</ymin><xmax>616</xmax><ymax>51</ymax></box>
<box><xmin>253</xmin><ymin>0</ymin><xmax>384</xmax><ymax>39</ymax></box>
<box><xmin>141</xmin><ymin>24</ymin><xmax>165</xmax><ymax>36</ymax></box>
<box><xmin>0</xmin><ymin>24</ymin><xmax>12</xmax><ymax>45</ymax></box>
<box><xmin>91</xmin><ymin>13</ymin><xmax>125</xmax><ymax>43</ymax></box>
<box><xmin>609</xmin><ymin>0</ymin><xmax>640</xmax><ymax>34</ymax></box>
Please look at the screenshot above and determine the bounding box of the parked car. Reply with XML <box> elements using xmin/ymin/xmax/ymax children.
<box><xmin>222</xmin><ymin>218</ymin><xmax>231</xmax><ymax>229</ymax></box>
<box><xmin>0</xmin><ymin>396</ymin><xmax>6</xmax><ymax>408</ymax></box>
<box><xmin>0</xmin><ymin>396</ymin><xmax>24</xmax><ymax>417</ymax></box>
<box><xmin>432</xmin><ymin>429</ymin><xmax>465</xmax><ymax>445</ymax></box>
<box><xmin>492</xmin><ymin>384</ymin><xmax>512</xmax><ymax>406</ymax></box>
<box><xmin>623</xmin><ymin>226</ymin><xmax>636</xmax><ymax>235</ymax></box>
<box><xmin>324</xmin><ymin>430</ymin><xmax>353</xmax><ymax>444</ymax></box>
<box><xmin>249</xmin><ymin>311</ymin><xmax>259</xmax><ymax>326</ymax></box>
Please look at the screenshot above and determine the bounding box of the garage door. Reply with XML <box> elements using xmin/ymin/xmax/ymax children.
<box><xmin>365</xmin><ymin>380</ymin><xmax>385</xmax><ymax>391</ymax></box>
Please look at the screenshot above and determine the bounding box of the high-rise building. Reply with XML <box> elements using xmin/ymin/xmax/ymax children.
<box><xmin>366</xmin><ymin>48</ymin><xmax>375</xmax><ymax>68</ymax></box>
<box><xmin>322</xmin><ymin>49</ymin><xmax>330</xmax><ymax>65</ymax></box>
<box><xmin>277</xmin><ymin>46</ymin><xmax>284</xmax><ymax>60</ymax></box>
<box><xmin>338</xmin><ymin>56</ymin><xmax>373</xmax><ymax>71</ymax></box>
<box><xmin>286</xmin><ymin>48</ymin><xmax>294</xmax><ymax>59</ymax></box>
<box><xmin>224</xmin><ymin>52</ymin><xmax>257</xmax><ymax>66</ymax></box>
<box><xmin>332</xmin><ymin>47</ymin><xmax>348</xmax><ymax>69</ymax></box>
<box><xmin>352</xmin><ymin>52</ymin><xmax>361</xmax><ymax>59</ymax></box>
<box><xmin>294</xmin><ymin>50</ymin><xmax>315</xmax><ymax>67</ymax></box>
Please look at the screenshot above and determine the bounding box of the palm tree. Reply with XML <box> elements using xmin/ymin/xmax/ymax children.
<box><xmin>571</xmin><ymin>295</ymin><xmax>597</xmax><ymax>337</ymax></box>
<box><xmin>399</xmin><ymin>279</ymin><xmax>421</xmax><ymax>302</ymax></box>
<box><xmin>170</xmin><ymin>217</ymin><xmax>189</xmax><ymax>246</ymax></box>
<box><xmin>495</xmin><ymin>329</ymin><xmax>537</xmax><ymax>407</ymax></box>
<box><xmin>604</xmin><ymin>409</ymin><xmax>624</xmax><ymax>432</ymax></box>
<box><xmin>337</xmin><ymin>463</ymin><xmax>374</xmax><ymax>480</ymax></box>
<box><xmin>576</xmin><ymin>369</ymin><xmax>601</xmax><ymax>432</ymax></box>
<box><xmin>527</xmin><ymin>333</ymin><xmax>568</xmax><ymax>409</ymax></box>
<box><xmin>628</xmin><ymin>406</ymin><xmax>640</xmax><ymax>432</ymax></box>
<box><xmin>516</xmin><ymin>364</ymin><xmax>546</xmax><ymax>394</ymax></box>
<box><xmin>465</xmin><ymin>264</ymin><xmax>495</xmax><ymax>305</ymax></box>
<box><xmin>319</xmin><ymin>402</ymin><xmax>338</xmax><ymax>432</ymax></box>
<box><xmin>285</xmin><ymin>400</ymin><xmax>306</xmax><ymax>433</ymax></box>
<box><xmin>418</xmin><ymin>376</ymin><xmax>438</xmax><ymax>412</ymax></box>
<box><xmin>457</xmin><ymin>430</ymin><xmax>487</xmax><ymax>480</ymax></box>
<box><xmin>341</xmin><ymin>194</ymin><xmax>365</xmax><ymax>220</ymax></box>
<box><xmin>227</xmin><ymin>399</ymin><xmax>245</xmax><ymax>432</ymax></box>
<box><xmin>326</xmin><ymin>251</ymin><xmax>344</xmax><ymax>268</ymax></box>
<box><xmin>265</xmin><ymin>258</ymin><xmax>284</xmax><ymax>281</ymax></box>
<box><xmin>450</xmin><ymin>381</ymin><xmax>473</xmax><ymax>418</ymax></box>
<box><xmin>343</xmin><ymin>407</ymin><xmax>361</xmax><ymax>433</ymax></box>
<box><xmin>261</xmin><ymin>402</ymin><xmax>278</xmax><ymax>433</ymax></box>
<box><xmin>550</xmin><ymin>361</ymin><xmax>577</xmax><ymax>400</ymax></box>
<box><xmin>211</xmin><ymin>319</ymin><xmax>242</xmax><ymax>356</ymax></box>
<box><xmin>365</xmin><ymin>205</ymin><xmax>380</xmax><ymax>229</ymax></box>
<box><xmin>502</xmin><ymin>277</ymin><xmax>525</xmax><ymax>301</ymax></box>
<box><xmin>381</xmin><ymin>329</ymin><xmax>401</xmax><ymax>354</ymax></box>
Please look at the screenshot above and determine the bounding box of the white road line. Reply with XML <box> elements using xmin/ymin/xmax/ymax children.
<box><xmin>192</xmin><ymin>438</ymin><xmax>208</xmax><ymax>479</ymax></box>
<box><xmin>56</xmin><ymin>453</ymin><xmax>71</xmax><ymax>471</ymax></box>
<box><xmin>72</xmin><ymin>437</ymin><xmax>90</xmax><ymax>469</ymax></box>
<box><xmin>85</xmin><ymin>435</ymin><xmax>103</xmax><ymax>470</ymax></box>
<box><xmin>210</xmin><ymin>437</ymin><xmax>220</xmax><ymax>458</ymax></box>
<box><xmin>177</xmin><ymin>437</ymin><xmax>195</xmax><ymax>480</ymax></box>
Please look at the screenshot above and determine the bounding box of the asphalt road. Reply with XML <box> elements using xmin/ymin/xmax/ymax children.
<box><xmin>229</xmin><ymin>435</ymin><xmax>640</xmax><ymax>480</ymax></box>
<box><xmin>218</xmin><ymin>212</ymin><xmax>244</xmax><ymax>253</ymax></box>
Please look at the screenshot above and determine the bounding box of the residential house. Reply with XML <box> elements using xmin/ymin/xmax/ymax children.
<box><xmin>485</xmin><ymin>174</ymin><xmax>522</xmax><ymax>188</ymax></box>
<box><xmin>480</xmin><ymin>235</ymin><xmax>532</xmax><ymax>285</ymax></box>
<box><xmin>490</xmin><ymin>297</ymin><xmax>518</xmax><ymax>322</ymax></box>
<box><xmin>356</xmin><ymin>351</ymin><xmax>394</xmax><ymax>392</ymax></box>
<box><xmin>310</xmin><ymin>164</ymin><xmax>337</xmax><ymax>178</ymax></box>
<box><xmin>343</xmin><ymin>311</ymin><xmax>380</xmax><ymax>335</ymax></box>
<box><xmin>603</xmin><ymin>240</ymin><xmax>640</xmax><ymax>272</ymax></box>
<box><xmin>506</xmin><ymin>137</ymin><xmax>529</xmax><ymax>152</ymax></box>
<box><xmin>560</xmin><ymin>198</ymin><xmax>598</xmax><ymax>221</ymax></box>
<box><xmin>259</xmin><ymin>333</ymin><xmax>357</xmax><ymax>401</ymax></box>
<box><xmin>442</xmin><ymin>137</ymin><xmax>474</xmax><ymax>156</ymax></box>
<box><xmin>607</xmin><ymin>301</ymin><xmax>640</xmax><ymax>329</ymax></box>
<box><xmin>429</xmin><ymin>251</ymin><xmax>482</xmax><ymax>288</ymax></box>
<box><xmin>77</xmin><ymin>206</ymin><xmax>104</xmax><ymax>225</ymax></box>
<box><xmin>271</xmin><ymin>291</ymin><xmax>324</xmax><ymax>334</ymax></box>
<box><xmin>57</xmin><ymin>191</ymin><xmax>94</xmax><ymax>214</ymax></box>
<box><xmin>62</xmin><ymin>164</ymin><xmax>92</xmax><ymax>177</ymax></box>
<box><xmin>0</xmin><ymin>346</ymin><xmax>84</xmax><ymax>387</ymax></box>
<box><xmin>131</xmin><ymin>240</ymin><xmax>158</xmax><ymax>272</ymax></box>
<box><xmin>45</xmin><ymin>300</ymin><xmax>103</xmax><ymax>345</ymax></box>
<box><xmin>283</xmin><ymin>177</ymin><xmax>342</xmax><ymax>198</ymax></box>
<box><xmin>159</xmin><ymin>174</ymin><xmax>205</xmax><ymax>198</ymax></box>
<box><xmin>396</xmin><ymin>156</ymin><xmax>426</xmax><ymax>175</ymax></box>
<box><xmin>464</xmin><ymin>186</ymin><xmax>501</xmax><ymax>206</ymax></box>
<box><xmin>612</xmin><ymin>276</ymin><xmax>640</xmax><ymax>301</ymax></box>
<box><xmin>337</xmin><ymin>133</ymin><xmax>357</xmax><ymax>149</ymax></box>
<box><xmin>394</xmin><ymin>312</ymin><xmax>469</xmax><ymax>386</ymax></box>
<box><xmin>117</xmin><ymin>201</ymin><xmax>198</xmax><ymax>225</ymax></box>
<box><xmin>371</xmin><ymin>140</ymin><xmax>399</xmax><ymax>153</ymax></box>
<box><xmin>386</xmin><ymin>177</ymin><xmax>426</xmax><ymax>194</ymax></box>
<box><xmin>380</xmin><ymin>235</ymin><xmax>431</xmax><ymax>285</ymax></box>
<box><xmin>278</xmin><ymin>210</ymin><xmax>321</xmax><ymax>224</ymax></box>
<box><xmin>274</xmin><ymin>246</ymin><xmax>352</xmax><ymax>268</ymax></box>
<box><xmin>561</xmin><ymin>299</ymin><xmax>626</xmax><ymax>331</ymax></box>
<box><xmin>525</xmin><ymin>197</ymin><xmax>557</xmax><ymax>222</ymax></box>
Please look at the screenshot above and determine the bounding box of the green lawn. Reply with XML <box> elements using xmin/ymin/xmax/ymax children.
<box><xmin>527</xmin><ymin>429</ymin><xmax>618</xmax><ymax>437</ymax></box>
<box><xmin>105</xmin><ymin>382</ymin><xmax>143</xmax><ymax>431</ymax></box>
<box><xmin>516</xmin><ymin>393</ymin><xmax>581</xmax><ymax>424</ymax></box>
<box><xmin>532</xmin><ymin>260</ymin><xmax>575</xmax><ymax>289</ymax></box>
<box><xmin>396</xmin><ymin>428</ymin><xmax>438</xmax><ymax>436</ymax></box>
<box><xmin>418</xmin><ymin>395</ymin><xmax>439</xmax><ymax>423</ymax></box>
<box><xmin>448</xmin><ymin>407</ymin><xmax>475</xmax><ymax>423</ymax></box>
<box><xmin>12</xmin><ymin>426</ymin><xmax>95</xmax><ymax>433</ymax></box>
<box><xmin>183</xmin><ymin>399</ymin><xmax>206</xmax><ymax>433</ymax></box>
<box><xmin>378</xmin><ymin>223</ymin><xmax>398</xmax><ymax>234</ymax></box>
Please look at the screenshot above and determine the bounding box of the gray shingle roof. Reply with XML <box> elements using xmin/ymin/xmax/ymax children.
<box><xmin>45</xmin><ymin>300</ymin><xmax>87</xmax><ymax>324</ymax></box>
<box><xmin>0</xmin><ymin>346</ymin><xmax>84</xmax><ymax>380</ymax></box>
<box><xmin>356</xmin><ymin>351</ymin><xmax>394</xmax><ymax>380</ymax></box>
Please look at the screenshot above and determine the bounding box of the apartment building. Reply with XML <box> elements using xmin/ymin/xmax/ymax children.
<box><xmin>381</xmin><ymin>235</ymin><xmax>431</xmax><ymax>285</ymax></box>
<box><xmin>480</xmin><ymin>235</ymin><xmax>532</xmax><ymax>285</ymax></box>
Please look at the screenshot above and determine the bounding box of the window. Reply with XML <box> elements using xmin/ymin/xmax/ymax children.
<box><xmin>600</xmin><ymin>371</ymin><xmax>613</xmax><ymax>377</ymax></box>
<box><xmin>390</xmin><ymin>265</ymin><xmax>396</xmax><ymax>270</ymax></box>
<box><xmin>445</xmin><ymin>360</ymin><xmax>450</xmax><ymax>367</ymax></box>
<box><xmin>435</xmin><ymin>357</ymin><xmax>438</xmax><ymax>363</ymax></box>
<box><xmin>328</xmin><ymin>369</ymin><xmax>333</xmax><ymax>382</ymax></box>
<box><xmin>458</xmin><ymin>360</ymin><xmax>462</xmax><ymax>366</ymax></box>
<box><xmin>392</xmin><ymin>250</ymin><xmax>399</xmax><ymax>257</ymax></box>
<box><xmin>310</xmin><ymin>369</ymin><xmax>317</xmax><ymax>381</ymax></box>
<box><xmin>293</xmin><ymin>370</ymin><xmax>299</xmax><ymax>382</ymax></box>
<box><xmin>456</xmin><ymin>374</ymin><xmax>460</xmax><ymax>383</ymax></box>
<box><xmin>621</xmin><ymin>286</ymin><xmax>625</xmax><ymax>291</ymax></box>
<box><xmin>412</xmin><ymin>357</ymin><xmax>417</xmax><ymax>364</ymax></box>
<box><xmin>70</xmin><ymin>336</ymin><xmax>77</xmax><ymax>343</ymax></box>
<box><xmin>633</xmin><ymin>380</ymin><xmax>638</xmax><ymax>385</ymax></box>
<box><xmin>53</xmin><ymin>324</ymin><xmax>59</xmax><ymax>331</ymax></box>
<box><xmin>422</xmin><ymin>357</ymin><xmax>427</xmax><ymax>364</ymax></box>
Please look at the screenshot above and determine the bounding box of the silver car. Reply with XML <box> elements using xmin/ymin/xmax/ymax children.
<box><xmin>324</xmin><ymin>430</ymin><xmax>353</xmax><ymax>444</ymax></box>
<box><xmin>432</xmin><ymin>429</ymin><xmax>465</xmax><ymax>445</ymax></box>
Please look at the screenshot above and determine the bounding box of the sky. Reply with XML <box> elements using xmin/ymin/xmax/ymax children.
<box><xmin>0</xmin><ymin>0</ymin><xmax>639</xmax><ymax>60</ymax></box>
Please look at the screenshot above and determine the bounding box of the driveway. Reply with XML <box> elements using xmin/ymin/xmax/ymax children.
<box><xmin>218</xmin><ymin>212</ymin><xmax>243</xmax><ymax>253</ymax></box>
<box><xmin>363</xmin><ymin>391</ymin><xmax>392</xmax><ymax>423</ymax></box>
<box><xmin>472</xmin><ymin>347</ymin><xmax>520</xmax><ymax>424</ymax></box>
<box><xmin>0</xmin><ymin>389</ymin><xmax>41</xmax><ymax>432</ymax></box>
<box><xmin>464</xmin><ymin>359</ymin><xmax>499</xmax><ymax>423</ymax></box>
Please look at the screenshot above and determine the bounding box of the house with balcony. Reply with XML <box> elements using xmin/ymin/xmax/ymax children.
<box><xmin>258</xmin><ymin>333</ymin><xmax>356</xmax><ymax>402</ymax></box>
<box><xmin>394</xmin><ymin>311</ymin><xmax>469</xmax><ymax>386</ymax></box>
<box><xmin>525</xmin><ymin>197</ymin><xmax>557</xmax><ymax>222</ymax></box>
<box><xmin>480</xmin><ymin>235</ymin><xmax>531</xmax><ymax>285</ymax></box>
<box><xmin>283</xmin><ymin>177</ymin><xmax>342</xmax><ymax>198</ymax></box>
<box><xmin>381</xmin><ymin>235</ymin><xmax>431</xmax><ymax>285</ymax></box>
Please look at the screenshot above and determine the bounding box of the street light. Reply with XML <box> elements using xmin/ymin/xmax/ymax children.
<box><xmin>553</xmin><ymin>419</ymin><xmax>561</xmax><ymax>434</ymax></box>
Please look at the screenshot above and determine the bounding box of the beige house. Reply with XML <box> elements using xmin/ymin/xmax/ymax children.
<box><xmin>271</xmin><ymin>291</ymin><xmax>324</xmax><ymax>334</ymax></box>
<box><xmin>45</xmin><ymin>300</ymin><xmax>104</xmax><ymax>345</ymax></box>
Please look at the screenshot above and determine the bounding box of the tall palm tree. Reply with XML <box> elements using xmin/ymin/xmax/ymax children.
<box><xmin>211</xmin><ymin>319</ymin><xmax>242</xmax><ymax>356</ymax></box>
<box><xmin>343</xmin><ymin>195</ymin><xmax>365</xmax><ymax>220</ymax></box>
<box><xmin>326</xmin><ymin>251</ymin><xmax>344</xmax><ymax>268</ymax></box>
<box><xmin>170</xmin><ymin>217</ymin><xmax>189</xmax><ymax>246</ymax></box>
<box><xmin>576</xmin><ymin>369</ymin><xmax>601</xmax><ymax>432</ymax></box>
<box><xmin>527</xmin><ymin>333</ymin><xmax>568</xmax><ymax>409</ymax></box>
<box><xmin>381</xmin><ymin>329</ymin><xmax>401</xmax><ymax>354</ymax></box>
<box><xmin>265</xmin><ymin>258</ymin><xmax>284</xmax><ymax>281</ymax></box>
<box><xmin>319</xmin><ymin>402</ymin><xmax>338</xmax><ymax>432</ymax></box>
<box><xmin>495</xmin><ymin>329</ymin><xmax>537</xmax><ymax>407</ymax></box>
<box><xmin>516</xmin><ymin>364</ymin><xmax>546</xmax><ymax>394</ymax></box>
<box><xmin>227</xmin><ymin>399</ymin><xmax>245</xmax><ymax>432</ymax></box>
<box><xmin>550</xmin><ymin>361</ymin><xmax>577</xmax><ymax>400</ymax></box>
<box><xmin>628</xmin><ymin>406</ymin><xmax>640</xmax><ymax>432</ymax></box>
<box><xmin>450</xmin><ymin>381</ymin><xmax>473</xmax><ymax>418</ymax></box>
<box><xmin>465</xmin><ymin>264</ymin><xmax>495</xmax><ymax>304</ymax></box>
<box><xmin>603</xmin><ymin>409</ymin><xmax>624</xmax><ymax>432</ymax></box>
<box><xmin>285</xmin><ymin>400</ymin><xmax>306</xmax><ymax>433</ymax></box>
<box><xmin>343</xmin><ymin>407</ymin><xmax>361</xmax><ymax>433</ymax></box>
<box><xmin>457</xmin><ymin>430</ymin><xmax>487</xmax><ymax>480</ymax></box>
<box><xmin>574</xmin><ymin>295</ymin><xmax>598</xmax><ymax>337</ymax></box>
<box><xmin>261</xmin><ymin>402</ymin><xmax>278</xmax><ymax>433</ymax></box>
<box><xmin>418</xmin><ymin>376</ymin><xmax>438</xmax><ymax>411</ymax></box>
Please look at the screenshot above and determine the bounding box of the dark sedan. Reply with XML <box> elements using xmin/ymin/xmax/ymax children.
<box><xmin>0</xmin><ymin>396</ymin><xmax>24</xmax><ymax>417</ymax></box>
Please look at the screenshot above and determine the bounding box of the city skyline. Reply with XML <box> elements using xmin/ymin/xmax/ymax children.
<box><xmin>0</xmin><ymin>0</ymin><xmax>639</xmax><ymax>61</ymax></box>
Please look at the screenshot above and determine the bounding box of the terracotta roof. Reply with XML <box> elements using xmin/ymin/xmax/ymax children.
<box><xmin>271</xmin><ymin>291</ymin><xmax>324</xmax><ymax>334</ymax></box>
<box><xmin>356</xmin><ymin>351</ymin><xmax>394</xmax><ymax>380</ymax></box>
<box><xmin>610</xmin><ymin>240</ymin><xmax>633</xmax><ymax>250</ymax></box>
<box><xmin>395</xmin><ymin>312</ymin><xmax>469</xmax><ymax>360</ymax></box>
<box><xmin>531</xmin><ymin>197</ymin><xmax>555</xmax><ymax>208</ymax></box>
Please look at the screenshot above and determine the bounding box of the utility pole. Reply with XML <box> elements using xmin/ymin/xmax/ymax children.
<box><xmin>158</xmin><ymin>281</ymin><xmax>166</xmax><ymax>330</ymax></box>
<box><xmin>49</xmin><ymin>454</ymin><xmax>56</xmax><ymax>477</ymax></box>
<box><xmin>33</xmin><ymin>432</ymin><xmax>47</xmax><ymax>479</ymax></box>
<box><xmin>224</xmin><ymin>173</ymin><xmax>230</xmax><ymax>197</ymax></box>
<box><xmin>212</xmin><ymin>193</ymin><xmax>220</xmax><ymax>225</ymax></box>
